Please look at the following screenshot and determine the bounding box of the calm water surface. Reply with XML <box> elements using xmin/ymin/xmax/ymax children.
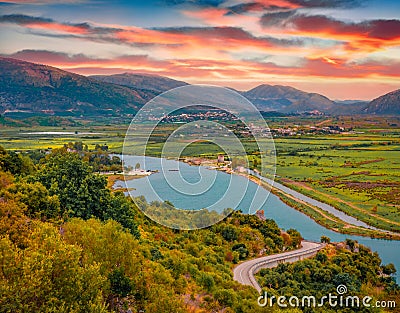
<box><xmin>119</xmin><ymin>155</ymin><xmax>399</xmax><ymax>282</ymax></box>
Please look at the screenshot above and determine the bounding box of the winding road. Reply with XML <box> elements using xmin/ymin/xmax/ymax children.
<box><xmin>233</xmin><ymin>240</ymin><xmax>325</xmax><ymax>293</ymax></box>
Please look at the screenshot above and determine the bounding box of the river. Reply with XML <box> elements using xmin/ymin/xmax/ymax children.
<box><xmin>118</xmin><ymin>155</ymin><xmax>399</xmax><ymax>282</ymax></box>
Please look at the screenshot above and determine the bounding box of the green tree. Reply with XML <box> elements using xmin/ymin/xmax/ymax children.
<box><xmin>150</xmin><ymin>247</ymin><xmax>163</xmax><ymax>261</ymax></box>
<box><xmin>106</xmin><ymin>192</ymin><xmax>140</xmax><ymax>238</ymax></box>
<box><xmin>221</xmin><ymin>225</ymin><xmax>238</xmax><ymax>242</ymax></box>
<box><xmin>232</xmin><ymin>243</ymin><xmax>249</xmax><ymax>260</ymax></box>
<box><xmin>287</xmin><ymin>228</ymin><xmax>302</xmax><ymax>248</ymax></box>
<box><xmin>0</xmin><ymin>222</ymin><xmax>108</xmax><ymax>313</ymax></box>
<box><xmin>0</xmin><ymin>199</ymin><xmax>31</xmax><ymax>249</ymax></box>
<box><xmin>197</xmin><ymin>273</ymin><xmax>215</xmax><ymax>291</ymax></box>
<box><xmin>108</xmin><ymin>267</ymin><xmax>132</xmax><ymax>297</ymax></box>
<box><xmin>33</xmin><ymin>153</ymin><xmax>139</xmax><ymax>236</ymax></box>
<box><xmin>316</xmin><ymin>251</ymin><xmax>328</xmax><ymax>264</ymax></box>
<box><xmin>382</xmin><ymin>263</ymin><xmax>396</xmax><ymax>276</ymax></box>
<box><xmin>345</xmin><ymin>239</ymin><xmax>357</xmax><ymax>252</ymax></box>
<box><xmin>6</xmin><ymin>180</ymin><xmax>60</xmax><ymax>219</ymax></box>
<box><xmin>214</xmin><ymin>288</ymin><xmax>236</xmax><ymax>307</ymax></box>
<box><xmin>34</xmin><ymin>153</ymin><xmax>92</xmax><ymax>213</ymax></box>
<box><xmin>321</xmin><ymin>235</ymin><xmax>331</xmax><ymax>244</ymax></box>
<box><xmin>0</xmin><ymin>147</ymin><xmax>34</xmax><ymax>176</ymax></box>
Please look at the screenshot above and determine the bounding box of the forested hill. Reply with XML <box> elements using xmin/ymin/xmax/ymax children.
<box><xmin>0</xmin><ymin>57</ymin><xmax>145</xmax><ymax>116</ymax></box>
<box><xmin>363</xmin><ymin>89</ymin><xmax>400</xmax><ymax>115</ymax></box>
<box><xmin>242</xmin><ymin>84</ymin><xmax>335</xmax><ymax>113</ymax></box>
<box><xmin>90</xmin><ymin>72</ymin><xmax>188</xmax><ymax>93</ymax></box>
<box><xmin>0</xmin><ymin>145</ymin><xmax>398</xmax><ymax>312</ymax></box>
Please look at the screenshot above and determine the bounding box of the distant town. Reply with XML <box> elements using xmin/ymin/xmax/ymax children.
<box><xmin>155</xmin><ymin>110</ymin><xmax>353</xmax><ymax>137</ymax></box>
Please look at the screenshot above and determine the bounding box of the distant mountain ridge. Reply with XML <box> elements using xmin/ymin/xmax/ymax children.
<box><xmin>0</xmin><ymin>57</ymin><xmax>398</xmax><ymax>116</ymax></box>
<box><xmin>242</xmin><ymin>84</ymin><xmax>335</xmax><ymax>113</ymax></box>
<box><xmin>90</xmin><ymin>73</ymin><xmax>188</xmax><ymax>94</ymax></box>
<box><xmin>363</xmin><ymin>89</ymin><xmax>400</xmax><ymax>115</ymax></box>
<box><xmin>0</xmin><ymin>57</ymin><xmax>145</xmax><ymax>116</ymax></box>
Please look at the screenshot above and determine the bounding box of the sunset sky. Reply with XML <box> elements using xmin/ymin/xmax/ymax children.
<box><xmin>0</xmin><ymin>0</ymin><xmax>399</xmax><ymax>100</ymax></box>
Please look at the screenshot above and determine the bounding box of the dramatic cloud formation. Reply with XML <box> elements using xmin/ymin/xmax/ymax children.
<box><xmin>0</xmin><ymin>14</ymin><xmax>92</xmax><ymax>34</ymax></box>
<box><xmin>0</xmin><ymin>0</ymin><xmax>399</xmax><ymax>99</ymax></box>
<box><xmin>261</xmin><ymin>11</ymin><xmax>400</xmax><ymax>41</ymax></box>
<box><xmin>260</xmin><ymin>10</ymin><xmax>400</xmax><ymax>54</ymax></box>
<box><xmin>0</xmin><ymin>14</ymin><xmax>312</xmax><ymax>53</ymax></box>
<box><xmin>287</xmin><ymin>0</ymin><xmax>361</xmax><ymax>8</ymax></box>
<box><xmin>4</xmin><ymin>48</ymin><xmax>400</xmax><ymax>81</ymax></box>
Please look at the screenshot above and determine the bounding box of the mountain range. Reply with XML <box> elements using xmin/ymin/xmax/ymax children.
<box><xmin>90</xmin><ymin>73</ymin><xmax>188</xmax><ymax>94</ymax></box>
<box><xmin>0</xmin><ymin>57</ymin><xmax>398</xmax><ymax>116</ymax></box>
<box><xmin>242</xmin><ymin>84</ymin><xmax>336</xmax><ymax>113</ymax></box>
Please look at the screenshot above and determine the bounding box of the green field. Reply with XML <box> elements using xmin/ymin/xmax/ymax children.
<box><xmin>273</xmin><ymin>134</ymin><xmax>400</xmax><ymax>232</ymax></box>
<box><xmin>1</xmin><ymin>115</ymin><xmax>399</xmax><ymax>233</ymax></box>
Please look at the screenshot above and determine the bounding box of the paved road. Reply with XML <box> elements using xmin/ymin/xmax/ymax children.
<box><xmin>233</xmin><ymin>240</ymin><xmax>325</xmax><ymax>293</ymax></box>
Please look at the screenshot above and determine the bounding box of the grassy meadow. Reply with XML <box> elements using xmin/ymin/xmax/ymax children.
<box><xmin>274</xmin><ymin>134</ymin><xmax>400</xmax><ymax>232</ymax></box>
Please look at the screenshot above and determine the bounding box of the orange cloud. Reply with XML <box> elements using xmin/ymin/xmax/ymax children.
<box><xmin>288</xmin><ymin>15</ymin><xmax>400</xmax><ymax>44</ymax></box>
<box><xmin>2</xmin><ymin>11</ymin><xmax>400</xmax><ymax>101</ymax></box>
<box><xmin>322</xmin><ymin>57</ymin><xmax>338</xmax><ymax>65</ymax></box>
<box><xmin>261</xmin><ymin>12</ymin><xmax>400</xmax><ymax>53</ymax></box>
<box><xmin>256</xmin><ymin>0</ymin><xmax>300</xmax><ymax>9</ymax></box>
<box><xmin>27</xmin><ymin>22</ymin><xmax>89</xmax><ymax>34</ymax></box>
<box><xmin>4</xmin><ymin>47</ymin><xmax>400</xmax><ymax>100</ymax></box>
<box><xmin>1</xmin><ymin>14</ymin><xmax>308</xmax><ymax>55</ymax></box>
<box><xmin>183</xmin><ymin>7</ymin><xmax>228</xmax><ymax>22</ymax></box>
<box><xmin>0</xmin><ymin>14</ymin><xmax>91</xmax><ymax>34</ymax></box>
<box><xmin>5</xmin><ymin>49</ymin><xmax>400</xmax><ymax>82</ymax></box>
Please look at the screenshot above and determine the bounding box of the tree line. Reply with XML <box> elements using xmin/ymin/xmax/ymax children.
<box><xmin>0</xmin><ymin>145</ymin><xmax>397</xmax><ymax>312</ymax></box>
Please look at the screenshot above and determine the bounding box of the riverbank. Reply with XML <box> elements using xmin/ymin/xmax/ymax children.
<box><xmin>106</xmin><ymin>173</ymin><xmax>145</xmax><ymax>191</ymax></box>
<box><xmin>118</xmin><ymin>155</ymin><xmax>400</xmax><ymax>282</ymax></box>
<box><xmin>180</xmin><ymin>157</ymin><xmax>400</xmax><ymax>240</ymax></box>
<box><xmin>237</xmin><ymin>171</ymin><xmax>400</xmax><ymax>240</ymax></box>
<box><xmin>277</xmin><ymin>178</ymin><xmax>400</xmax><ymax>233</ymax></box>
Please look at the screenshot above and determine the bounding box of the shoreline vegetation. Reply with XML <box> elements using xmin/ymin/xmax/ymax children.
<box><xmin>1</xmin><ymin>143</ymin><xmax>398</xmax><ymax>311</ymax></box>
<box><xmin>2</xmin><ymin>122</ymin><xmax>398</xmax><ymax>239</ymax></box>
<box><xmin>179</xmin><ymin>157</ymin><xmax>400</xmax><ymax>240</ymax></box>
<box><xmin>107</xmin><ymin>154</ymin><xmax>400</xmax><ymax>239</ymax></box>
<box><xmin>276</xmin><ymin>178</ymin><xmax>400</xmax><ymax>233</ymax></box>
<box><xmin>106</xmin><ymin>173</ymin><xmax>146</xmax><ymax>191</ymax></box>
<box><xmin>1</xmin><ymin>117</ymin><xmax>399</xmax><ymax>234</ymax></box>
